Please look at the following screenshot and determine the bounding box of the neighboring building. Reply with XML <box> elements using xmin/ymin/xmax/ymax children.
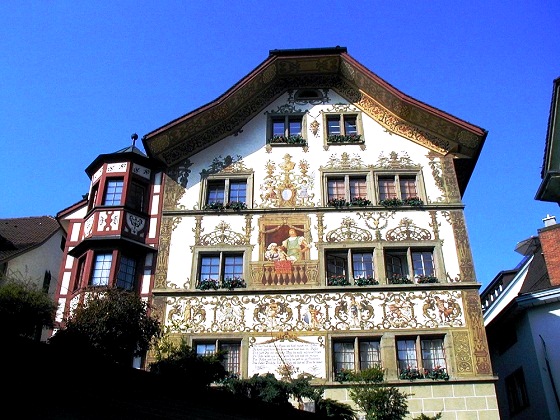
<box><xmin>481</xmin><ymin>215</ymin><xmax>560</xmax><ymax>419</ymax></box>
<box><xmin>0</xmin><ymin>216</ymin><xmax>65</xmax><ymax>340</ymax></box>
<box><xmin>55</xmin><ymin>47</ymin><xmax>498</xmax><ymax>418</ymax></box>
<box><xmin>536</xmin><ymin>76</ymin><xmax>560</xmax><ymax>204</ymax></box>
<box><xmin>481</xmin><ymin>76</ymin><xmax>560</xmax><ymax>419</ymax></box>
<box><xmin>0</xmin><ymin>215</ymin><xmax>64</xmax><ymax>296</ymax></box>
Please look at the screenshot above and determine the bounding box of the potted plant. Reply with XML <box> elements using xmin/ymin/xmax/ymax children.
<box><xmin>398</xmin><ymin>367</ymin><xmax>424</xmax><ymax>380</ymax></box>
<box><xmin>327</xmin><ymin>198</ymin><xmax>350</xmax><ymax>208</ymax></box>
<box><xmin>354</xmin><ymin>276</ymin><xmax>378</xmax><ymax>286</ymax></box>
<box><xmin>204</xmin><ymin>202</ymin><xmax>225</xmax><ymax>211</ymax></box>
<box><xmin>327</xmin><ymin>133</ymin><xmax>364</xmax><ymax>144</ymax></box>
<box><xmin>327</xmin><ymin>274</ymin><xmax>351</xmax><ymax>286</ymax></box>
<box><xmin>403</xmin><ymin>197</ymin><xmax>424</xmax><ymax>207</ymax></box>
<box><xmin>388</xmin><ymin>274</ymin><xmax>413</xmax><ymax>284</ymax></box>
<box><xmin>269</xmin><ymin>134</ymin><xmax>307</xmax><ymax>145</ymax></box>
<box><xmin>349</xmin><ymin>197</ymin><xmax>371</xmax><ymax>207</ymax></box>
<box><xmin>221</xmin><ymin>277</ymin><xmax>246</xmax><ymax>290</ymax></box>
<box><xmin>424</xmin><ymin>366</ymin><xmax>450</xmax><ymax>381</ymax></box>
<box><xmin>416</xmin><ymin>274</ymin><xmax>439</xmax><ymax>284</ymax></box>
<box><xmin>335</xmin><ymin>368</ymin><xmax>356</xmax><ymax>383</ymax></box>
<box><xmin>379</xmin><ymin>198</ymin><xmax>403</xmax><ymax>207</ymax></box>
<box><xmin>196</xmin><ymin>278</ymin><xmax>219</xmax><ymax>290</ymax></box>
<box><xmin>225</xmin><ymin>201</ymin><xmax>247</xmax><ymax>211</ymax></box>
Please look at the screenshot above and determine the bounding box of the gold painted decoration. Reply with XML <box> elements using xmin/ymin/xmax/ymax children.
<box><xmin>164</xmin><ymin>290</ymin><xmax>464</xmax><ymax>334</ymax></box>
<box><xmin>164</xmin><ymin>160</ymin><xmax>193</xmax><ymax>210</ymax></box>
<box><xmin>442</xmin><ymin>210</ymin><xmax>476</xmax><ymax>282</ymax></box>
<box><xmin>385</xmin><ymin>218</ymin><xmax>432</xmax><ymax>241</ymax></box>
<box><xmin>452</xmin><ymin>330</ymin><xmax>474</xmax><ymax>374</ymax></box>
<box><xmin>464</xmin><ymin>290</ymin><xmax>492</xmax><ymax>375</ymax></box>
<box><xmin>357</xmin><ymin>211</ymin><xmax>395</xmax><ymax>240</ymax></box>
<box><xmin>258</xmin><ymin>154</ymin><xmax>315</xmax><ymax>208</ymax></box>
<box><xmin>198</xmin><ymin>220</ymin><xmax>248</xmax><ymax>246</ymax></box>
<box><xmin>321</xmin><ymin>152</ymin><xmax>369</xmax><ymax>170</ymax></box>
<box><xmin>200</xmin><ymin>155</ymin><xmax>248</xmax><ymax>178</ymax></box>
<box><xmin>154</xmin><ymin>216</ymin><xmax>181</xmax><ymax>289</ymax></box>
<box><xmin>325</xmin><ymin>217</ymin><xmax>373</xmax><ymax>242</ymax></box>
<box><xmin>374</xmin><ymin>151</ymin><xmax>420</xmax><ymax>169</ymax></box>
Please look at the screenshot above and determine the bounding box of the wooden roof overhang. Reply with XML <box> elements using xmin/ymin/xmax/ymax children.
<box><xmin>143</xmin><ymin>47</ymin><xmax>487</xmax><ymax>195</ymax></box>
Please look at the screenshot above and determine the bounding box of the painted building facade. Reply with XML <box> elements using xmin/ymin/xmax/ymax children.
<box><xmin>55</xmin><ymin>47</ymin><xmax>499</xmax><ymax>418</ymax></box>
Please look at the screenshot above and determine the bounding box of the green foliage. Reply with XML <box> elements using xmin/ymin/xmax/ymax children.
<box><xmin>350</xmin><ymin>386</ymin><xmax>410</xmax><ymax>420</ymax></box>
<box><xmin>315</xmin><ymin>398</ymin><xmax>356</xmax><ymax>419</ymax></box>
<box><xmin>354</xmin><ymin>276</ymin><xmax>379</xmax><ymax>286</ymax></box>
<box><xmin>0</xmin><ymin>275</ymin><xmax>57</xmax><ymax>340</ymax></box>
<box><xmin>222</xmin><ymin>373</ymin><xmax>292</xmax><ymax>407</ymax></box>
<box><xmin>413</xmin><ymin>413</ymin><xmax>443</xmax><ymax>420</ymax></box>
<box><xmin>327</xmin><ymin>274</ymin><xmax>351</xmax><ymax>286</ymax></box>
<box><xmin>149</xmin><ymin>339</ymin><xmax>228</xmax><ymax>389</ymax></box>
<box><xmin>49</xmin><ymin>287</ymin><xmax>161</xmax><ymax>366</ymax></box>
<box><xmin>327</xmin><ymin>134</ymin><xmax>363</xmax><ymax>144</ymax></box>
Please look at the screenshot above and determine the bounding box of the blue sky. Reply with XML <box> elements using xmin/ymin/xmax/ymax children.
<box><xmin>1</xmin><ymin>1</ymin><xmax>559</xmax><ymax>289</ymax></box>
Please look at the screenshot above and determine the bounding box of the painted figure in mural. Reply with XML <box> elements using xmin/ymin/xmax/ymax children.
<box><xmin>281</xmin><ymin>228</ymin><xmax>309</xmax><ymax>261</ymax></box>
<box><xmin>265</xmin><ymin>242</ymin><xmax>288</xmax><ymax>261</ymax></box>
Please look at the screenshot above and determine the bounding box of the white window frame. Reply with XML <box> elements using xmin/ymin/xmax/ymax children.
<box><xmin>200</xmin><ymin>173</ymin><xmax>253</xmax><ymax>209</ymax></box>
<box><xmin>332</xmin><ymin>337</ymin><xmax>381</xmax><ymax>378</ymax></box>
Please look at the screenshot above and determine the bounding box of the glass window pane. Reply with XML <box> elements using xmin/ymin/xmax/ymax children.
<box><xmin>327</xmin><ymin>116</ymin><xmax>341</xmax><ymax>135</ymax></box>
<box><xmin>91</xmin><ymin>253</ymin><xmax>112</xmax><ymax>286</ymax></box>
<box><xmin>289</xmin><ymin>118</ymin><xmax>302</xmax><ymax>136</ymax></box>
<box><xmin>103</xmin><ymin>179</ymin><xmax>124</xmax><ymax>205</ymax></box>
<box><xmin>333</xmin><ymin>341</ymin><xmax>355</xmax><ymax>373</ymax></box>
<box><xmin>272</xmin><ymin>118</ymin><xmax>285</xmax><ymax>136</ymax></box>
<box><xmin>326</xmin><ymin>251</ymin><xmax>347</xmax><ymax>277</ymax></box>
<box><xmin>200</xmin><ymin>255</ymin><xmax>220</xmax><ymax>280</ymax></box>
<box><xmin>127</xmin><ymin>182</ymin><xmax>145</xmax><ymax>211</ymax></box>
<box><xmin>412</xmin><ymin>251</ymin><xmax>434</xmax><ymax>276</ymax></box>
<box><xmin>359</xmin><ymin>340</ymin><xmax>381</xmax><ymax>369</ymax></box>
<box><xmin>229</xmin><ymin>181</ymin><xmax>247</xmax><ymax>203</ymax></box>
<box><xmin>344</xmin><ymin>115</ymin><xmax>357</xmax><ymax>135</ymax></box>
<box><xmin>400</xmin><ymin>176</ymin><xmax>417</xmax><ymax>199</ymax></box>
<box><xmin>221</xmin><ymin>342</ymin><xmax>241</xmax><ymax>375</ymax></box>
<box><xmin>397</xmin><ymin>339</ymin><xmax>418</xmax><ymax>371</ymax></box>
<box><xmin>353</xmin><ymin>251</ymin><xmax>374</xmax><ymax>278</ymax></box>
<box><xmin>196</xmin><ymin>343</ymin><xmax>216</xmax><ymax>356</ymax></box>
<box><xmin>327</xmin><ymin>178</ymin><xmax>346</xmax><ymax>200</ymax></box>
<box><xmin>421</xmin><ymin>338</ymin><xmax>445</xmax><ymax>370</ymax></box>
<box><xmin>116</xmin><ymin>255</ymin><xmax>136</xmax><ymax>290</ymax></box>
<box><xmin>378</xmin><ymin>177</ymin><xmax>397</xmax><ymax>200</ymax></box>
<box><xmin>207</xmin><ymin>181</ymin><xmax>225</xmax><ymax>204</ymax></box>
<box><xmin>223</xmin><ymin>254</ymin><xmax>243</xmax><ymax>278</ymax></box>
<box><xmin>349</xmin><ymin>177</ymin><xmax>367</xmax><ymax>200</ymax></box>
<box><xmin>385</xmin><ymin>251</ymin><xmax>408</xmax><ymax>278</ymax></box>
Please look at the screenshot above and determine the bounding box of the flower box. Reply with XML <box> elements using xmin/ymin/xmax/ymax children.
<box><xmin>399</xmin><ymin>367</ymin><xmax>424</xmax><ymax>380</ymax></box>
<box><xmin>221</xmin><ymin>277</ymin><xmax>246</xmax><ymax>290</ymax></box>
<box><xmin>196</xmin><ymin>279</ymin><xmax>219</xmax><ymax>290</ymax></box>
<box><xmin>354</xmin><ymin>276</ymin><xmax>379</xmax><ymax>286</ymax></box>
<box><xmin>388</xmin><ymin>274</ymin><xmax>413</xmax><ymax>284</ymax></box>
<box><xmin>327</xmin><ymin>275</ymin><xmax>351</xmax><ymax>286</ymax></box>
<box><xmin>327</xmin><ymin>134</ymin><xmax>364</xmax><ymax>144</ymax></box>
<box><xmin>416</xmin><ymin>275</ymin><xmax>439</xmax><ymax>284</ymax></box>
<box><xmin>269</xmin><ymin>134</ymin><xmax>307</xmax><ymax>146</ymax></box>
<box><xmin>424</xmin><ymin>367</ymin><xmax>449</xmax><ymax>381</ymax></box>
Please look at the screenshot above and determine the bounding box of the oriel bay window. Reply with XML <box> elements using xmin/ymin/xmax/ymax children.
<box><xmin>397</xmin><ymin>336</ymin><xmax>447</xmax><ymax>379</ymax></box>
<box><xmin>195</xmin><ymin>340</ymin><xmax>241</xmax><ymax>376</ymax></box>
<box><xmin>333</xmin><ymin>338</ymin><xmax>381</xmax><ymax>379</ymax></box>
<box><xmin>326</xmin><ymin>249</ymin><xmax>375</xmax><ymax>285</ymax></box>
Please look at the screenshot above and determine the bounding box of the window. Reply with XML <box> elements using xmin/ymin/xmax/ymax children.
<box><xmin>377</xmin><ymin>175</ymin><xmax>418</xmax><ymax>201</ymax></box>
<box><xmin>74</xmin><ymin>257</ymin><xmax>86</xmax><ymax>292</ymax></box>
<box><xmin>205</xmin><ymin>178</ymin><xmax>248</xmax><ymax>207</ymax></box>
<box><xmin>268</xmin><ymin>115</ymin><xmax>305</xmax><ymax>144</ymax></box>
<box><xmin>385</xmin><ymin>248</ymin><xmax>434</xmax><ymax>281</ymax></box>
<box><xmin>324</xmin><ymin>113</ymin><xmax>363</xmax><ymax>144</ymax></box>
<box><xmin>42</xmin><ymin>270</ymin><xmax>52</xmax><ymax>293</ymax></box>
<box><xmin>90</xmin><ymin>252</ymin><xmax>112</xmax><ymax>286</ymax></box>
<box><xmin>116</xmin><ymin>255</ymin><xmax>137</xmax><ymax>290</ymax></box>
<box><xmin>198</xmin><ymin>252</ymin><xmax>243</xmax><ymax>282</ymax></box>
<box><xmin>326</xmin><ymin>175</ymin><xmax>368</xmax><ymax>203</ymax></box>
<box><xmin>103</xmin><ymin>179</ymin><xmax>124</xmax><ymax>205</ymax></box>
<box><xmin>326</xmin><ymin>249</ymin><xmax>375</xmax><ymax>285</ymax></box>
<box><xmin>505</xmin><ymin>368</ymin><xmax>529</xmax><ymax>415</ymax></box>
<box><xmin>127</xmin><ymin>181</ymin><xmax>146</xmax><ymax>212</ymax></box>
<box><xmin>333</xmin><ymin>338</ymin><xmax>381</xmax><ymax>378</ymax></box>
<box><xmin>397</xmin><ymin>336</ymin><xmax>446</xmax><ymax>376</ymax></box>
<box><xmin>196</xmin><ymin>340</ymin><xmax>241</xmax><ymax>376</ymax></box>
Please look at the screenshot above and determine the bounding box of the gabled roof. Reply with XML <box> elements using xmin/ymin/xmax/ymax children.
<box><xmin>0</xmin><ymin>216</ymin><xmax>61</xmax><ymax>263</ymax></box>
<box><xmin>143</xmin><ymin>46</ymin><xmax>487</xmax><ymax>195</ymax></box>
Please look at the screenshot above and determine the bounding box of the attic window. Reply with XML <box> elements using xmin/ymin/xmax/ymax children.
<box><xmin>294</xmin><ymin>89</ymin><xmax>327</xmax><ymax>104</ymax></box>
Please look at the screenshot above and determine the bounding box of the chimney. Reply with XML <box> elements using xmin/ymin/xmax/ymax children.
<box><xmin>543</xmin><ymin>214</ymin><xmax>556</xmax><ymax>227</ymax></box>
<box><xmin>538</xmin><ymin>215</ymin><xmax>560</xmax><ymax>286</ymax></box>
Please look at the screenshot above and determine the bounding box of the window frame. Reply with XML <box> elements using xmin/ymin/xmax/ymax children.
<box><xmin>332</xmin><ymin>336</ymin><xmax>381</xmax><ymax>379</ymax></box>
<box><xmin>396</xmin><ymin>335</ymin><xmax>447</xmax><ymax>377</ymax></box>
<box><xmin>266</xmin><ymin>113</ymin><xmax>307</xmax><ymax>146</ymax></box>
<box><xmin>89</xmin><ymin>251</ymin><xmax>113</xmax><ymax>287</ymax></box>
<box><xmin>325</xmin><ymin>248</ymin><xmax>376</xmax><ymax>285</ymax></box>
<box><xmin>116</xmin><ymin>254</ymin><xmax>138</xmax><ymax>291</ymax></box>
<box><xmin>200</xmin><ymin>173</ymin><xmax>253</xmax><ymax>209</ymax></box>
<box><xmin>194</xmin><ymin>339</ymin><xmax>242</xmax><ymax>376</ymax></box>
<box><xmin>383</xmin><ymin>246</ymin><xmax>439</xmax><ymax>282</ymax></box>
<box><xmin>191</xmin><ymin>245</ymin><xmax>251</xmax><ymax>289</ymax></box>
<box><xmin>126</xmin><ymin>179</ymin><xmax>148</xmax><ymax>213</ymax></box>
<box><xmin>505</xmin><ymin>367</ymin><xmax>530</xmax><ymax>415</ymax></box>
<box><xmin>375</xmin><ymin>171</ymin><xmax>424</xmax><ymax>203</ymax></box>
<box><xmin>322</xmin><ymin>170</ymin><xmax>372</xmax><ymax>205</ymax></box>
<box><xmin>323</xmin><ymin>111</ymin><xmax>364</xmax><ymax>146</ymax></box>
<box><xmin>102</xmin><ymin>178</ymin><xmax>124</xmax><ymax>206</ymax></box>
